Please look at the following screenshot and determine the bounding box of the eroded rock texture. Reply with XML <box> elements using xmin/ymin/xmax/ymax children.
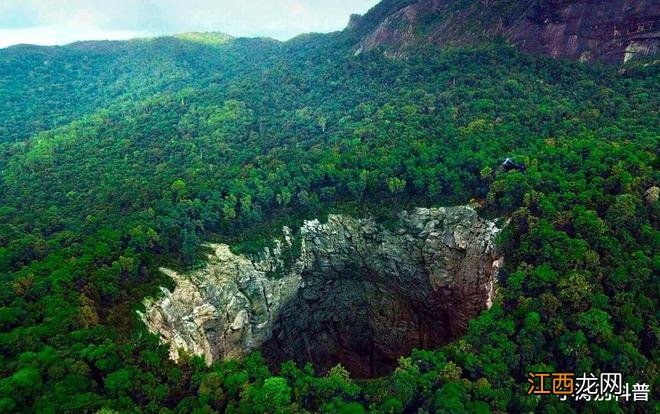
<box><xmin>351</xmin><ymin>0</ymin><xmax>659</xmax><ymax>64</ymax></box>
<box><xmin>140</xmin><ymin>206</ymin><xmax>503</xmax><ymax>377</ymax></box>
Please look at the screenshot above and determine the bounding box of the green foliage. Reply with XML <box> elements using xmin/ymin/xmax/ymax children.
<box><xmin>0</xmin><ymin>36</ymin><xmax>280</xmax><ymax>142</ymax></box>
<box><xmin>240</xmin><ymin>377</ymin><xmax>292</xmax><ymax>413</ymax></box>
<box><xmin>0</xmin><ymin>19</ymin><xmax>657</xmax><ymax>414</ymax></box>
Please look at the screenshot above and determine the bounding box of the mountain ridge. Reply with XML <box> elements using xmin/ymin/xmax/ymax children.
<box><xmin>1</xmin><ymin>0</ymin><xmax>657</xmax><ymax>144</ymax></box>
<box><xmin>349</xmin><ymin>0</ymin><xmax>659</xmax><ymax>64</ymax></box>
<box><xmin>0</xmin><ymin>0</ymin><xmax>657</xmax><ymax>412</ymax></box>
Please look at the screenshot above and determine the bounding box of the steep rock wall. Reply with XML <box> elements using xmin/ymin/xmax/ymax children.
<box><xmin>139</xmin><ymin>206</ymin><xmax>503</xmax><ymax>377</ymax></box>
<box><xmin>352</xmin><ymin>0</ymin><xmax>659</xmax><ymax>64</ymax></box>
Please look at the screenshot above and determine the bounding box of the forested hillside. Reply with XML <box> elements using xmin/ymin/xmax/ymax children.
<box><xmin>0</xmin><ymin>33</ymin><xmax>275</xmax><ymax>142</ymax></box>
<box><xmin>0</xmin><ymin>2</ymin><xmax>658</xmax><ymax>413</ymax></box>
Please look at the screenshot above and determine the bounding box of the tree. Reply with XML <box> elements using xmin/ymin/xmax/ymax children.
<box><xmin>104</xmin><ymin>368</ymin><xmax>133</xmax><ymax>397</ymax></box>
<box><xmin>240</xmin><ymin>377</ymin><xmax>292</xmax><ymax>413</ymax></box>
<box><xmin>171</xmin><ymin>179</ymin><xmax>188</xmax><ymax>200</ymax></box>
<box><xmin>387</xmin><ymin>177</ymin><xmax>406</xmax><ymax>198</ymax></box>
<box><xmin>78</xmin><ymin>294</ymin><xmax>99</xmax><ymax>328</ymax></box>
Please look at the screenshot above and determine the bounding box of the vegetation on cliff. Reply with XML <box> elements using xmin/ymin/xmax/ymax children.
<box><xmin>0</xmin><ymin>6</ymin><xmax>658</xmax><ymax>413</ymax></box>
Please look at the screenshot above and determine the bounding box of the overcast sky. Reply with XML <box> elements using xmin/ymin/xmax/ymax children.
<box><xmin>0</xmin><ymin>0</ymin><xmax>380</xmax><ymax>48</ymax></box>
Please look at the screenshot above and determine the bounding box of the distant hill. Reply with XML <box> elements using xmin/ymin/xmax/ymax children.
<box><xmin>0</xmin><ymin>0</ymin><xmax>657</xmax><ymax>413</ymax></box>
<box><xmin>0</xmin><ymin>33</ymin><xmax>277</xmax><ymax>142</ymax></box>
<box><xmin>2</xmin><ymin>1</ymin><xmax>657</xmax><ymax>143</ymax></box>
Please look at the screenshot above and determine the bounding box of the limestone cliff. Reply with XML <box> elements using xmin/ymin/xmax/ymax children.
<box><xmin>350</xmin><ymin>0</ymin><xmax>659</xmax><ymax>64</ymax></box>
<box><xmin>139</xmin><ymin>206</ymin><xmax>503</xmax><ymax>377</ymax></box>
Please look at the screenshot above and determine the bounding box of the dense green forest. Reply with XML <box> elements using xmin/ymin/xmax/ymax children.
<box><xmin>0</xmin><ymin>12</ymin><xmax>658</xmax><ymax>414</ymax></box>
<box><xmin>0</xmin><ymin>33</ymin><xmax>272</xmax><ymax>142</ymax></box>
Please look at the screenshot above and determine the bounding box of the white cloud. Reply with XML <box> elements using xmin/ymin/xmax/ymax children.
<box><xmin>0</xmin><ymin>0</ymin><xmax>380</xmax><ymax>48</ymax></box>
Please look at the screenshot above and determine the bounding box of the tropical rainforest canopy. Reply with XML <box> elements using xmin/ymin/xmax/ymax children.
<box><xmin>0</xmin><ymin>5</ymin><xmax>658</xmax><ymax>414</ymax></box>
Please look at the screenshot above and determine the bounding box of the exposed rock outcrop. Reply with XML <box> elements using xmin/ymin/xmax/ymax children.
<box><xmin>140</xmin><ymin>206</ymin><xmax>503</xmax><ymax>377</ymax></box>
<box><xmin>140</xmin><ymin>236</ymin><xmax>303</xmax><ymax>366</ymax></box>
<box><xmin>351</xmin><ymin>0</ymin><xmax>659</xmax><ymax>64</ymax></box>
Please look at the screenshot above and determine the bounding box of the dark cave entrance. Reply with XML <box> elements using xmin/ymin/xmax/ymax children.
<box><xmin>259</xmin><ymin>263</ymin><xmax>457</xmax><ymax>378</ymax></box>
<box><xmin>142</xmin><ymin>208</ymin><xmax>501</xmax><ymax>380</ymax></box>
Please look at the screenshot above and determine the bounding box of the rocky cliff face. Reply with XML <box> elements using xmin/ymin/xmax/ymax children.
<box><xmin>140</xmin><ymin>206</ymin><xmax>503</xmax><ymax>377</ymax></box>
<box><xmin>351</xmin><ymin>0</ymin><xmax>659</xmax><ymax>64</ymax></box>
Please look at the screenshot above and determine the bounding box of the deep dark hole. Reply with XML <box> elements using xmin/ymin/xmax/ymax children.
<box><xmin>259</xmin><ymin>266</ymin><xmax>456</xmax><ymax>378</ymax></box>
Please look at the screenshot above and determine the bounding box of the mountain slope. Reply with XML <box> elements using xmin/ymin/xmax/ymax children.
<box><xmin>350</xmin><ymin>0</ymin><xmax>659</xmax><ymax>63</ymax></box>
<box><xmin>2</xmin><ymin>0</ymin><xmax>656</xmax><ymax>143</ymax></box>
<box><xmin>0</xmin><ymin>1</ymin><xmax>658</xmax><ymax>413</ymax></box>
<box><xmin>0</xmin><ymin>33</ymin><xmax>280</xmax><ymax>142</ymax></box>
<box><xmin>0</xmin><ymin>39</ymin><xmax>657</xmax><ymax>412</ymax></box>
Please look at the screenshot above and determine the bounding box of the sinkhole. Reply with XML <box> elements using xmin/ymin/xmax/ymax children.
<box><xmin>260</xmin><ymin>262</ymin><xmax>459</xmax><ymax>378</ymax></box>
<box><xmin>140</xmin><ymin>207</ymin><xmax>502</xmax><ymax>379</ymax></box>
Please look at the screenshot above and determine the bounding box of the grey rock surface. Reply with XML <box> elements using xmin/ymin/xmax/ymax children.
<box><xmin>139</xmin><ymin>206</ymin><xmax>503</xmax><ymax>377</ymax></box>
<box><xmin>351</xmin><ymin>0</ymin><xmax>659</xmax><ymax>64</ymax></box>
